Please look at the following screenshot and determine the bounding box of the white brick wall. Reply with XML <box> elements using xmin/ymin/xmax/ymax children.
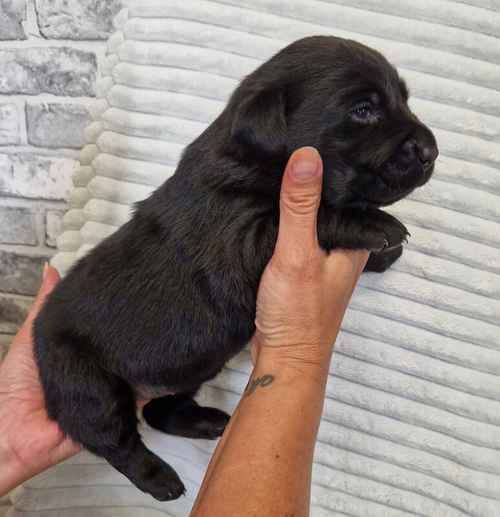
<box><xmin>0</xmin><ymin>0</ymin><xmax>121</xmax><ymax>356</ymax></box>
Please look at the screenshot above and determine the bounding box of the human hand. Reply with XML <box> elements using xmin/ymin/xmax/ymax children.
<box><xmin>0</xmin><ymin>265</ymin><xmax>81</xmax><ymax>496</ymax></box>
<box><xmin>251</xmin><ymin>147</ymin><xmax>369</xmax><ymax>371</ymax></box>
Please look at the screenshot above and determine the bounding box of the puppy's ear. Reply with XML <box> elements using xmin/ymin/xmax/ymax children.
<box><xmin>230</xmin><ymin>87</ymin><xmax>287</xmax><ymax>158</ymax></box>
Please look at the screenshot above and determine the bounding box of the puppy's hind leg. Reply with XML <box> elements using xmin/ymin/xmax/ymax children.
<box><xmin>143</xmin><ymin>392</ymin><xmax>230</xmax><ymax>440</ymax></box>
<box><xmin>34</xmin><ymin>334</ymin><xmax>185</xmax><ymax>501</ymax></box>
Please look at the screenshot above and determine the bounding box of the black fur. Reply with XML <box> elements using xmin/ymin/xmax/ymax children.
<box><xmin>33</xmin><ymin>36</ymin><xmax>438</xmax><ymax>500</ymax></box>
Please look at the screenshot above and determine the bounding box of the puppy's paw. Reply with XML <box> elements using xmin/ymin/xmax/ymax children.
<box><xmin>365</xmin><ymin>243</ymin><xmax>403</xmax><ymax>273</ymax></box>
<box><xmin>168</xmin><ymin>406</ymin><xmax>230</xmax><ymax>439</ymax></box>
<box><xmin>131</xmin><ymin>453</ymin><xmax>186</xmax><ymax>501</ymax></box>
<box><xmin>360</xmin><ymin>211</ymin><xmax>409</xmax><ymax>252</ymax></box>
<box><xmin>372</xmin><ymin>211</ymin><xmax>409</xmax><ymax>247</ymax></box>
<box><xmin>188</xmin><ymin>407</ymin><xmax>230</xmax><ymax>439</ymax></box>
<box><xmin>144</xmin><ymin>398</ymin><xmax>230</xmax><ymax>440</ymax></box>
<box><xmin>142</xmin><ymin>470</ymin><xmax>186</xmax><ymax>501</ymax></box>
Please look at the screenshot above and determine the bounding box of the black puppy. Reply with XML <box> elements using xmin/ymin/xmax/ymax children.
<box><xmin>34</xmin><ymin>36</ymin><xmax>438</xmax><ymax>500</ymax></box>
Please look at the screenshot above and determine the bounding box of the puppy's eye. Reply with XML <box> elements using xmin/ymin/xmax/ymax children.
<box><xmin>351</xmin><ymin>102</ymin><xmax>373</xmax><ymax>121</ymax></box>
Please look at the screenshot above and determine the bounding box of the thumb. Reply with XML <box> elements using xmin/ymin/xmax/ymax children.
<box><xmin>16</xmin><ymin>264</ymin><xmax>60</xmax><ymax>343</ymax></box>
<box><xmin>274</xmin><ymin>147</ymin><xmax>323</xmax><ymax>267</ymax></box>
<box><xmin>32</xmin><ymin>263</ymin><xmax>60</xmax><ymax>311</ymax></box>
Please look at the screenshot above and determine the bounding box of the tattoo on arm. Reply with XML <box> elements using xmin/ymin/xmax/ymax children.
<box><xmin>244</xmin><ymin>374</ymin><xmax>275</xmax><ymax>397</ymax></box>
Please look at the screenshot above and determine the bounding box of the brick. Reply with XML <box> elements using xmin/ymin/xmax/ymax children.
<box><xmin>46</xmin><ymin>209</ymin><xmax>64</xmax><ymax>247</ymax></box>
<box><xmin>0</xmin><ymin>206</ymin><xmax>37</xmax><ymax>245</ymax></box>
<box><xmin>0</xmin><ymin>250</ymin><xmax>46</xmax><ymax>296</ymax></box>
<box><xmin>35</xmin><ymin>0</ymin><xmax>122</xmax><ymax>40</ymax></box>
<box><xmin>0</xmin><ymin>153</ymin><xmax>76</xmax><ymax>200</ymax></box>
<box><xmin>0</xmin><ymin>103</ymin><xmax>20</xmax><ymax>145</ymax></box>
<box><xmin>0</xmin><ymin>294</ymin><xmax>31</xmax><ymax>333</ymax></box>
<box><xmin>0</xmin><ymin>47</ymin><xmax>96</xmax><ymax>96</ymax></box>
<box><xmin>27</xmin><ymin>103</ymin><xmax>91</xmax><ymax>149</ymax></box>
<box><xmin>0</xmin><ymin>0</ymin><xmax>26</xmax><ymax>40</ymax></box>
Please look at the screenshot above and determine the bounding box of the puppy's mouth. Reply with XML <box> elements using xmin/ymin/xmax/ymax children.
<box><xmin>355</xmin><ymin>160</ymin><xmax>433</xmax><ymax>207</ymax></box>
<box><xmin>379</xmin><ymin>158</ymin><xmax>432</xmax><ymax>190</ymax></box>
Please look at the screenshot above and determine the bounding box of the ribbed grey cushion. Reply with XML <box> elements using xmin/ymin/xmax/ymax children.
<box><xmin>12</xmin><ymin>1</ymin><xmax>500</xmax><ymax>516</ymax></box>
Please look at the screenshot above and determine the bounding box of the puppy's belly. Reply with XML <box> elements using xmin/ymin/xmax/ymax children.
<box><xmin>135</xmin><ymin>385</ymin><xmax>175</xmax><ymax>399</ymax></box>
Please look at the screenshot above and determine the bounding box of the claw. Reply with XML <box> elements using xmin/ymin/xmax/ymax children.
<box><xmin>372</xmin><ymin>239</ymin><xmax>389</xmax><ymax>253</ymax></box>
<box><xmin>384</xmin><ymin>243</ymin><xmax>404</xmax><ymax>253</ymax></box>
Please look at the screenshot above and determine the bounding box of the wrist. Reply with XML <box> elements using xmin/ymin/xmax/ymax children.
<box><xmin>252</xmin><ymin>327</ymin><xmax>339</xmax><ymax>377</ymax></box>
<box><xmin>253</xmin><ymin>345</ymin><xmax>331</xmax><ymax>387</ymax></box>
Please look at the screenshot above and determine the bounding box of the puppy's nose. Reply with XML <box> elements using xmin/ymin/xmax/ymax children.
<box><xmin>417</xmin><ymin>140</ymin><xmax>439</xmax><ymax>171</ymax></box>
<box><xmin>402</xmin><ymin>138</ymin><xmax>438</xmax><ymax>171</ymax></box>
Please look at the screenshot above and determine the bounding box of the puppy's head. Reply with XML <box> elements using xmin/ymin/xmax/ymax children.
<box><xmin>227</xmin><ymin>36</ymin><xmax>438</xmax><ymax>207</ymax></box>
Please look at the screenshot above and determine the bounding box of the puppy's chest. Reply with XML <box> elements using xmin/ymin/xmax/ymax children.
<box><xmin>134</xmin><ymin>384</ymin><xmax>175</xmax><ymax>399</ymax></box>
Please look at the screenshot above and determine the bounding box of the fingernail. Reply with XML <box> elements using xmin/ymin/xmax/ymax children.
<box><xmin>43</xmin><ymin>262</ymin><xmax>49</xmax><ymax>280</ymax></box>
<box><xmin>291</xmin><ymin>147</ymin><xmax>320</xmax><ymax>183</ymax></box>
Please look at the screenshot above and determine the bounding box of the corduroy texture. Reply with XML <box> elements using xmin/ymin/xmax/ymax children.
<box><xmin>11</xmin><ymin>1</ymin><xmax>500</xmax><ymax>516</ymax></box>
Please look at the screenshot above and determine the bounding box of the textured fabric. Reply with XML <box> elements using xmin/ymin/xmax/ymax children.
<box><xmin>12</xmin><ymin>1</ymin><xmax>500</xmax><ymax>516</ymax></box>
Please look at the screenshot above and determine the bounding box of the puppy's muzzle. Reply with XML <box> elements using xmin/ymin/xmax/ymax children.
<box><xmin>400</xmin><ymin>128</ymin><xmax>439</xmax><ymax>173</ymax></box>
<box><xmin>381</xmin><ymin>124</ymin><xmax>438</xmax><ymax>189</ymax></box>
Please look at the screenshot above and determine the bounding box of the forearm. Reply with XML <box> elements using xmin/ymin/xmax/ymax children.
<box><xmin>190</xmin><ymin>359</ymin><xmax>329</xmax><ymax>517</ymax></box>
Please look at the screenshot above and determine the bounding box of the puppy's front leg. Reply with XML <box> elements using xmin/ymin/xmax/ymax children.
<box><xmin>318</xmin><ymin>207</ymin><xmax>409</xmax><ymax>272</ymax></box>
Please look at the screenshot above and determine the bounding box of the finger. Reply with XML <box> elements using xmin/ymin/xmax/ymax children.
<box><xmin>15</xmin><ymin>263</ymin><xmax>60</xmax><ymax>343</ymax></box>
<box><xmin>33</xmin><ymin>263</ymin><xmax>60</xmax><ymax>307</ymax></box>
<box><xmin>274</xmin><ymin>147</ymin><xmax>323</xmax><ymax>268</ymax></box>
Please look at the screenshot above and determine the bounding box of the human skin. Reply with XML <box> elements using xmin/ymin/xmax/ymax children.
<box><xmin>190</xmin><ymin>147</ymin><xmax>368</xmax><ymax>517</ymax></box>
